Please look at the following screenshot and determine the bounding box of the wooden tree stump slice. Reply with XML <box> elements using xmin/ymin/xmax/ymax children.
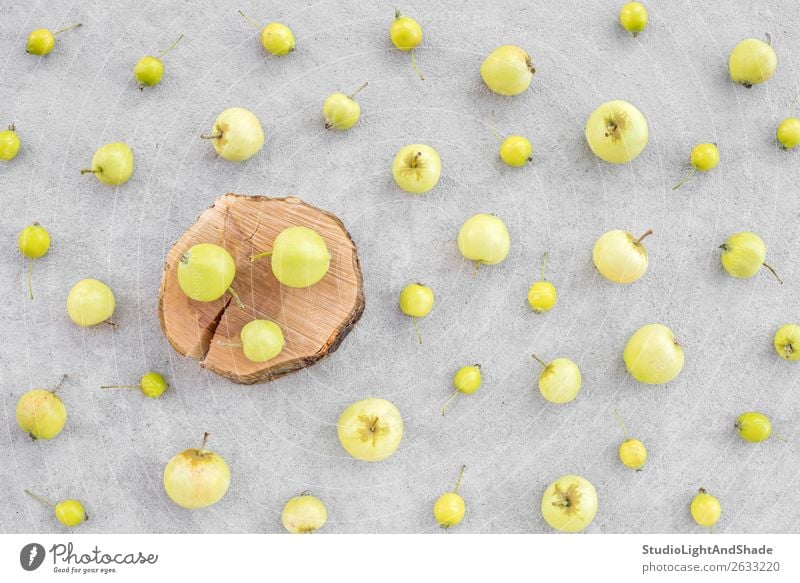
<box><xmin>158</xmin><ymin>193</ymin><xmax>365</xmax><ymax>384</ymax></box>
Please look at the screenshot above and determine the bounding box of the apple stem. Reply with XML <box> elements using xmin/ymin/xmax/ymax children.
<box><xmin>53</xmin><ymin>23</ymin><xmax>82</xmax><ymax>36</ymax></box>
<box><xmin>238</xmin><ymin>10</ymin><xmax>262</xmax><ymax>29</ymax></box>
<box><xmin>473</xmin><ymin>260</ymin><xmax>481</xmax><ymax>276</ymax></box>
<box><xmin>531</xmin><ymin>354</ymin><xmax>548</xmax><ymax>369</ymax></box>
<box><xmin>102</xmin><ymin>320</ymin><xmax>118</xmax><ymax>327</ymax></box>
<box><xmin>775</xmin><ymin>433</ymin><xmax>789</xmax><ymax>443</ymax></box>
<box><xmin>634</xmin><ymin>229</ymin><xmax>654</xmax><ymax>245</ymax></box>
<box><xmin>348</xmin><ymin>81</ymin><xmax>369</xmax><ymax>99</ymax></box>
<box><xmin>25</xmin><ymin>489</ymin><xmax>55</xmax><ymax>507</ymax></box>
<box><xmin>613</xmin><ymin>409</ymin><xmax>629</xmax><ymax>440</ymax></box>
<box><xmin>453</xmin><ymin>465</ymin><xmax>466</xmax><ymax>494</ymax></box>
<box><xmin>27</xmin><ymin>261</ymin><xmax>34</xmax><ymax>300</ymax></box>
<box><xmin>539</xmin><ymin>251</ymin><xmax>549</xmax><ymax>281</ymax></box>
<box><xmin>9</xmin><ymin>123</ymin><xmax>16</xmax><ymax>131</ymax></box>
<box><xmin>200</xmin><ymin>132</ymin><xmax>223</xmax><ymax>140</ymax></box>
<box><xmin>441</xmin><ymin>390</ymin><xmax>458</xmax><ymax>416</ymax></box>
<box><xmin>198</xmin><ymin>432</ymin><xmax>210</xmax><ymax>455</ymax></box>
<box><xmin>250</xmin><ymin>250</ymin><xmax>273</xmax><ymax>262</ymax></box>
<box><xmin>489</xmin><ymin>110</ymin><xmax>502</xmax><ymax>143</ymax></box>
<box><xmin>80</xmin><ymin>168</ymin><xmax>99</xmax><ymax>175</ymax></box>
<box><xmin>395</xmin><ymin>8</ymin><xmax>402</xmax><ymax>19</ymax></box>
<box><xmin>100</xmin><ymin>385</ymin><xmax>138</xmax><ymax>389</ymax></box>
<box><xmin>412</xmin><ymin>317</ymin><xmax>422</xmax><ymax>344</ymax></box>
<box><xmin>227</xmin><ymin>286</ymin><xmax>245</xmax><ymax>309</ymax></box>
<box><xmin>765</xmin><ymin>32</ymin><xmax>772</xmax><ymax>46</ymax></box>
<box><xmin>410</xmin><ymin>50</ymin><xmax>425</xmax><ymax>81</ymax></box>
<box><xmin>672</xmin><ymin>167</ymin><xmax>695</xmax><ymax>190</ymax></box>
<box><xmin>762</xmin><ymin>262</ymin><xmax>783</xmax><ymax>284</ymax></box>
<box><xmin>158</xmin><ymin>34</ymin><xmax>184</xmax><ymax>59</ymax></box>
<box><xmin>51</xmin><ymin>374</ymin><xmax>68</xmax><ymax>394</ymax></box>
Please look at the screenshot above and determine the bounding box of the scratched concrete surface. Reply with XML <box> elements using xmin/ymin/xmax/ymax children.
<box><xmin>0</xmin><ymin>0</ymin><xmax>798</xmax><ymax>534</ymax></box>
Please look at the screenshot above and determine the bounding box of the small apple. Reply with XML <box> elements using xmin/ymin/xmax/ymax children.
<box><xmin>323</xmin><ymin>82</ymin><xmax>367</xmax><ymax>130</ymax></box>
<box><xmin>81</xmin><ymin>142</ymin><xmax>134</xmax><ymax>186</ymax></box>
<box><xmin>480</xmin><ymin>45</ymin><xmax>535</xmax><ymax>96</ymax></box>
<box><xmin>592</xmin><ymin>229</ymin><xmax>652</xmax><ymax>284</ymax></box>
<box><xmin>163</xmin><ymin>432</ymin><xmax>230</xmax><ymax>509</ymax></box>
<box><xmin>25</xmin><ymin>490</ymin><xmax>87</xmax><ymax>527</ymax></box>
<box><xmin>585</xmin><ymin>100</ymin><xmax>648</xmax><ymax>164</ymax></box>
<box><xmin>0</xmin><ymin>124</ymin><xmax>21</xmax><ymax>160</ymax></box>
<box><xmin>623</xmin><ymin>323</ymin><xmax>685</xmax><ymax>385</ymax></box>
<box><xmin>239</xmin><ymin>319</ymin><xmax>284</xmax><ymax>363</ymax></box>
<box><xmin>267</xmin><ymin>226</ymin><xmax>330</xmax><ymax>288</ymax></box>
<box><xmin>541</xmin><ymin>474</ymin><xmax>598</xmax><ymax>533</ymax></box>
<box><xmin>134</xmin><ymin>34</ymin><xmax>183</xmax><ymax>89</ymax></box>
<box><xmin>16</xmin><ymin>375</ymin><xmax>68</xmax><ymax>440</ymax></box>
<box><xmin>177</xmin><ymin>243</ymin><xmax>236</xmax><ymax>302</ymax></box>
<box><xmin>773</xmin><ymin>324</ymin><xmax>800</xmax><ymax>361</ymax></box>
<box><xmin>337</xmin><ymin>398</ymin><xmax>404</xmax><ymax>462</ymax></box>
<box><xmin>392</xmin><ymin>143</ymin><xmax>442</xmax><ymax>194</ymax></box>
<box><xmin>720</xmin><ymin>232</ymin><xmax>781</xmax><ymax>283</ymax></box>
<box><xmin>281</xmin><ymin>493</ymin><xmax>327</xmax><ymax>534</ymax></box>
<box><xmin>532</xmin><ymin>355</ymin><xmax>581</xmax><ymax>404</ymax></box>
<box><xmin>26</xmin><ymin>23</ymin><xmax>82</xmax><ymax>56</ymax></box>
<box><xmin>690</xmin><ymin>487</ymin><xmax>721</xmax><ymax>528</ymax></box>
<box><xmin>66</xmin><ymin>279</ymin><xmax>116</xmax><ymax>327</ymax></box>
<box><xmin>201</xmin><ymin>107</ymin><xmax>264</xmax><ymax>162</ymax></box>
<box><xmin>457</xmin><ymin>214</ymin><xmax>510</xmax><ymax>267</ymax></box>
<box><xmin>433</xmin><ymin>465</ymin><xmax>467</xmax><ymax>528</ymax></box>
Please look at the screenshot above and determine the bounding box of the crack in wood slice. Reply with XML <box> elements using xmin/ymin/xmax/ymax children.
<box><xmin>157</xmin><ymin>193</ymin><xmax>365</xmax><ymax>384</ymax></box>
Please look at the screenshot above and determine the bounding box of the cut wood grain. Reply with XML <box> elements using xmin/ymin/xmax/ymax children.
<box><xmin>157</xmin><ymin>194</ymin><xmax>365</xmax><ymax>384</ymax></box>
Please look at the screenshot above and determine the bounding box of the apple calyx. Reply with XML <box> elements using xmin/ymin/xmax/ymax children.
<box><xmin>604</xmin><ymin>110</ymin><xmax>630</xmax><ymax>141</ymax></box>
<box><xmin>633</xmin><ymin>229</ymin><xmax>653</xmax><ymax>246</ymax></box>
<box><xmin>357</xmin><ymin>414</ymin><xmax>388</xmax><ymax>445</ymax></box>
<box><xmin>552</xmin><ymin>483</ymin><xmax>581</xmax><ymax>513</ymax></box>
<box><xmin>524</xmin><ymin>54</ymin><xmax>535</xmax><ymax>76</ymax></box>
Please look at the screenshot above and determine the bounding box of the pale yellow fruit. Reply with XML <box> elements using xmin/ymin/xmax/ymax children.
<box><xmin>585</xmin><ymin>100</ymin><xmax>648</xmax><ymax>164</ymax></box>
<box><xmin>337</xmin><ymin>398</ymin><xmax>404</xmax><ymax>462</ymax></box>
<box><xmin>623</xmin><ymin>323</ymin><xmax>684</xmax><ymax>385</ymax></box>
<box><xmin>480</xmin><ymin>45</ymin><xmax>534</xmax><ymax>96</ymax></box>
<box><xmin>592</xmin><ymin>229</ymin><xmax>652</xmax><ymax>284</ymax></box>
<box><xmin>541</xmin><ymin>474</ymin><xmax>598</xmax><ymax>533</ymax></box>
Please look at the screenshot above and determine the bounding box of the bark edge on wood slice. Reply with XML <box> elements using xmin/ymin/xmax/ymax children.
<box><xmin>157</xmin><ymin>193</ymin><xmax>365</xmax><ymax>384</ymax></box>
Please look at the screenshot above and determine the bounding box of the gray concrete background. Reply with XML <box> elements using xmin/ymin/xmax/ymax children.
<box><xmin>1</xmin><ymin>0</ymin><xmax>798</xmax><ymax>534</ymax></box>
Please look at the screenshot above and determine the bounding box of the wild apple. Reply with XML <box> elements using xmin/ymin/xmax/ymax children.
<box><xmin>337</xmin><ymin>398</ymin><xmax>403</xmax><ymax>462</ymax></box>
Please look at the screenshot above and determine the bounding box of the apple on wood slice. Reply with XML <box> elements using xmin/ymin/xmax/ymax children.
<box><xmin>158</xmin><ymin>194</ymin><xmax>364</xmax><ymax>384</ymax></box>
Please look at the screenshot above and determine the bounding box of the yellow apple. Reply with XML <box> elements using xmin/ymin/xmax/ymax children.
<box><xmin>163</xmin><ymin>433</ymin><xmax>231</xmax><ymax>509</ymax></box>
<box><xmin>392</xmin><ymin>143</ymin><xmax>441</xmax><ymax>194</ymax></box>
<box><xmin>585</xmin><ymin>100</ymin><xmax>648</xmax><ymax>164</ymax></box>
<box><xmin>592</xmin><ymin>229</ymin><xmax>652</xmax><ymax>284</ymax></box>
<box><xmin>337</xmin><ymin>398</ymin><xmax>403</xmax><ymax>462</ymax></box>
<box><xmin>623</xmin><ymin>323</ymin><xmax>685</xmax><ymax>385</ymax></box>
<box><xmin>202</xmin><ymin>107</ymin><xmax>264</xmax><ymax>162</ymax></box>
<box><xmin>541</xmin><ymin>474</ymin><xmax>598</xmax><ymax>533</ymax></box>
<box><xmin>774</xmin><ymin>323</ymin><xmax>800</xmax><ymax>361</ymax></box>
